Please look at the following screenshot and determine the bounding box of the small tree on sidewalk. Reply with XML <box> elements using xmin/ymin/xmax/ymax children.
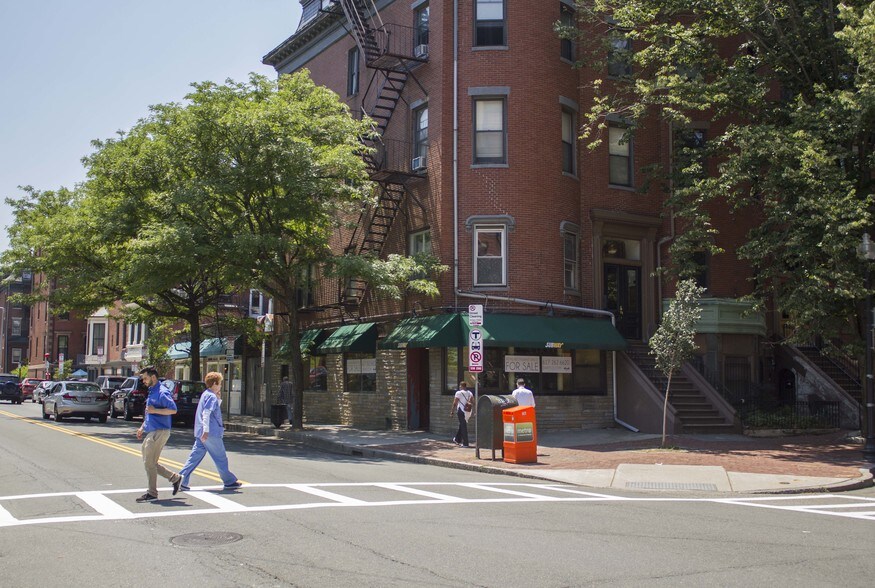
<box><xmin>649</xmin><ymin>279</ymin><xmax>705</xmax><ymax>447</ymax></box>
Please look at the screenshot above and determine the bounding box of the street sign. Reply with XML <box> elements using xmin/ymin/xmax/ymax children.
<box><xmin>468</xmin><ymin>304</ymin><xmax>483</xmax><ymax>326</ymax></box>
<box><xmin>468</xmin><ymin>328</ymin><xmax>484</xmax><ymax>372</ymax></box>
<box><xmin>58</xmin><ymin>353</ymin><xmax>65</xmax><ymax>377</ymax></box>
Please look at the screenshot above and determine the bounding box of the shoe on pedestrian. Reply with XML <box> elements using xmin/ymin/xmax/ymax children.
<box><xmin>223</xmin><ymin>481</ymin><xmax>243</xmax><ymax>490</ymax></box>
<box><xmin>136</xmin><ymin>493</ymin><xmax>158</xmax><ymax>503</ymax></box>
<box><xmin>180</xmin><ymin>484</ymin><xmax>191</xmax><ymax>492</ymax></box>
<box><xmin>172</xmin><ymin>476</ymin><xmax>182</xmax><ymax>496</ymax></box>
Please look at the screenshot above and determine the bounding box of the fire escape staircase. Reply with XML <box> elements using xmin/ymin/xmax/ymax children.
<box><xmin>330</xmin><ymin>0</ymin><xmax>427</xmax><ymax>312</ymax></box>
<box><xmin>624</xmin><ymin>343</ymin><xmax>739</xmax><ymax>434</ymax></box>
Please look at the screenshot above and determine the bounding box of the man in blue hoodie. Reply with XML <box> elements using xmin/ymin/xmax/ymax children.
<box><xmin>135</xmin><ymin>366</ymin><xmax>182</xmax><ymax>502</ymax></box>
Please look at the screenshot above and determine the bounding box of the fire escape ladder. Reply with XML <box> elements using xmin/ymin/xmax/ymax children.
<box><xmin>336</xmin><ymin>0</ymin><xmax>384</xmax><ymax>64</ymax></box>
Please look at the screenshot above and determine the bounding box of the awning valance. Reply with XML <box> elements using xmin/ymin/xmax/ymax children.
<box><xmin>316</xmin><ymin>322</ymin><xmax>378</xmax><ymax>354</ymax></box>
<box><xmin>379</xmin><ymin>314</ymin><xmax>464</xmax><ymax>349</ymax></box>
<box><xmin>462</xmin><ymin>313</ymin><xmax>627</xmax><ymax>351</ymax></box>
<box><xmin>277</xmin><ymin>329</ymin><xmax>328</xmax><ymax>358</ymax></box>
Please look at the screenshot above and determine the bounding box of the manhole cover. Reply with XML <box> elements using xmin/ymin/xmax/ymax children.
<box><xmin>171</xmin><ymin>532</ymin><xmax>243</xmax><ymax>547</ymax></box>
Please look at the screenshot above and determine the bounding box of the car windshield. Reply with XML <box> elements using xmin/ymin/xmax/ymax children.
<box><xmin>67</xmin><ymin>383</ymin><xmax>100</xmax><ymax>393</ymax></box>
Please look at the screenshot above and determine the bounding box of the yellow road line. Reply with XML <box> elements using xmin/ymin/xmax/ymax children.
<box><xmin>0</xmin><ymin>410</ymin><xmax>240</xmax><ymax>484</ymax></box>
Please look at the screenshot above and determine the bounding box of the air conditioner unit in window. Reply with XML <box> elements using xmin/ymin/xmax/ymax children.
<box><xmin>411</xmin><ymin>156</ymin><xmax>427</xmax><ymax>171</ymax></box>
<box><xmin>414</xmin><ymin>44</ymin><xmax>429</xmax><ymax>58</ymax></box>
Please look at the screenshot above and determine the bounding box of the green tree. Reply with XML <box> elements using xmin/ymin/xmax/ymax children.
<box><xmin>118</xmin><ymin>72</ymin><xmax>444</xmax><ymax>428</ymax></box>
<box><xmin>649</xmin><ymin>279</ymin><xmax>705</xmax><ymax>447</ymax></box>
<box><xmin>567</xmin><ymin>0</ymin><xmax>875</xmax><ymax>346</ymax></box>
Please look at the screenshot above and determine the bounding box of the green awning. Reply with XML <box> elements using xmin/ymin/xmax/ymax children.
<box><xmin>317</xmin><ymin>322</ymin><xmax>378</xmax><ymax>354</ymax></box>
<box><xmin>277</xmin><ymin>329</ymin><xmax>328</xmax><ymax>358</ymax></box>
<box><xmin>462</xmin><ymin>314</ymin><xmax>627</xmax><ymax>351</ymax></box>
<box><xmin>379</xmin><ymin>314</ymin><xmax>464</xmax><ymax>349</ymax></box>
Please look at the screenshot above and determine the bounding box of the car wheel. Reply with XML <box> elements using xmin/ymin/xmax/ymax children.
<box><xmin>42</xmin><ymin>405</ymin><xmax>49</xmax><ymax>420</ymax></box>
<box><xmin>109</xmin><ymin>402</ymin><xmax>117</xmax><ymax>419</ymax></box>
<box><xmin>54</xmin><ymin>412</ymin><xmax>63</xmax><ymax>423</ymax></box>
<box><xmin>84</xmin><ymin>416</ymin><xmax>92</xmax><ymax>422</ymax></box>
<box><xmin>98</xmin><ymin>414</ymin><xmax>107</xmax><ymax>424</ymax></box>
<box><xmin>123</xmin><ymin>402</ymin><xmax>133</xmax><ymax>421</ymax></box>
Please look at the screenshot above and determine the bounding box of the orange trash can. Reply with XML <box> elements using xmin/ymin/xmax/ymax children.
<box><xmin>502</xmin><ymin>405</ymin><xmax>537</xmax><ymax>464</ymax></box>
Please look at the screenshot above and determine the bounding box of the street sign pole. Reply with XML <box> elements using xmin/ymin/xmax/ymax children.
<box><xmin>468</xmin><ymin>305</ymin><xmax>484</xmax><ymax>459</ymax></box>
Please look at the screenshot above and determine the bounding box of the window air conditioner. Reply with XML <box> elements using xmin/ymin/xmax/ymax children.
<box><xmin>414</xmin><ymin>44</ymin><xmax>429</xmax><ymax>58</ymax></box>
<box><xmin>411</xmin><ymin>156</ymin><xmax>427</xmax><ymax>171</ymax></box>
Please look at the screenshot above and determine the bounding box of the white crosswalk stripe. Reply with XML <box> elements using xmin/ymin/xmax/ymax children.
<box><xmin>0</xmin><ymin>484</ymin><xmax>872</xmax><ymax>528</ymax></box>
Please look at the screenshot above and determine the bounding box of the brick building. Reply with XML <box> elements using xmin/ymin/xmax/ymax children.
<box><xmin>0</xmin><ymin>271</ymin><xmax>34</xmax><ymax>373</ymax></box>
<box><xmin>255</xmin><ymin>0</ymin><xmax>846</xmax><ymax>434</ymax></box>
<box><xmin>27</xmin><ymin>273</ymin><xmax>88</xmax><ymax>379</ymax></box>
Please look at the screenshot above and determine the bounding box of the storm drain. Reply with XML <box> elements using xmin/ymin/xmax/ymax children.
<box><xmin>625</xmin><ymin>482</ymin><xmax>718</xmax><ymax>491</ymax></box>
<box><xmin>171</xmin><ymin>532</ymin><xmax>243</xmax><ymax>547</ymax></box>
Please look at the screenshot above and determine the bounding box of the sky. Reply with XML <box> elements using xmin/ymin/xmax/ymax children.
<box><xmin>0</xmin><ymin>0</ymin><xmax>303</xmax><ymax>252</ymax></box>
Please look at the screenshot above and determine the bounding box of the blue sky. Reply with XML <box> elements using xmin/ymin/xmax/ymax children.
<box><xmin>0</xmin><ymin>0</ymin><xmax>302</xmax><ymax>251</ymax></box>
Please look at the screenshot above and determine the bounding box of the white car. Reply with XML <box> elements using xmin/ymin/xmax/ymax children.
<box><xmin>42</xmin><ymin>381</ymin><xmax>109</xmax><ymax>423</ymax></box>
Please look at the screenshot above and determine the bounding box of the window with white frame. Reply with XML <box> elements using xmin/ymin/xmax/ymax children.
<box><xmin>562</xmin><ymin>225</ymin><xmax>579</xmax><ymax>291</ymax></box>
<box><xmin>474</xmin><ymin>98</ymin><xmax>506</xmax><ymax>164</ymax></box>
<box><xmin>409</xmin><ymin>229</ymin><xmax>432</xmax><ymax>256</ymax></box>
<box><xmin>474</xmin><ymin>225</ymin><xmax>507</xmax><ymax>286</ymax></box>
<box><xmin>413</xmin><ymin>105</ymin><xmax>429</xmax><ymax>164</ymax></box>
<box><xmin>90</xmin><ymin>323</ymin><xmax>106</xmax><ymax>355</ymax></box>
<box><xmin>249</xmin><ymin>289</ymin><xmax>265</xmax><ymax>318</ymax></box>
<box><xmin>11</xmin><ymin>318</ymin><xmax>21</xmax><ymax>336</ymax></box>
<box><xmin>608</xmin><ymin>124</ymin><xmax>633</xmax><ymax>186</ymax></box>
<box><xmin>561</xmin><ymin>108</ymin><xmax>576</xmax><ymax>175</ymax></box>
<box><xmin>11</xmin><ymin>347</ymin><xmax>22</xmax><ymax>365</ymax></box>
<box><xmin>475</xmin><ymin>0</ymin><xmax>505</xmax><ymax>46</ymax></box>
<box><xmin>347</xmin><ymin>46</ymin><xmax>360</xmax><ymax>96</ymax></box>
<box><xmin>414</xmin><ymin>3</ymin><xmax>429</xmax><ymax>48</ymax></box>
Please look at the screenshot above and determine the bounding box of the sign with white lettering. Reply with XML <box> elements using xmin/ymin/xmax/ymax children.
<box><xmin>542</xmin><ymin>356</ymin><xmax>572</xmax><ymax>373</ymax></box>
<box><xmin>468</xmin><ymin>328</ymin><xmax>484</xmax><ymax>372</ymax></box>
<box><xmin>468</xmin><ymin>304</ymin><xmax>484</xmax><ymax>326</ymax></box>
<box><xmin>504</xmin><ymin>355</ymin><xmax>540</xmax><ymax>373</ymax></box>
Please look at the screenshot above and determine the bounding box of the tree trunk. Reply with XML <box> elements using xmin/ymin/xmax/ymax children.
<box><xmin>662</xmin><ymin>372</ymin><xmax>673</xmax><ymax>448</ymax></box>
<box><xmin>189</xmin><ymin>313</ymin><xmax>202</xmax><ymax>382</ymax></box>
<box><xmin>284</xmin><ymin>297</ymin><xmax>305</xmax><ymax>430</ymax></box>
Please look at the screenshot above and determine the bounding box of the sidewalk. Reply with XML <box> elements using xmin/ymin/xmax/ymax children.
<box><xmin>225</xmin><ymin>415</ymin><xmax>874</xmax><ymax>494</ymax></box>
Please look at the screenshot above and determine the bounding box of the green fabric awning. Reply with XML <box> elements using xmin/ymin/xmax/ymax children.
<box><xmin>462</xmin><ymin>313</ymin><xmax>627</xmax><ymax>351</ymax></box>
<box><xmin>317</xmin><ymin>322</ymin><xmax>378</xmax><ymax>354</ymax></box>
<box><xmin>379</xmin><ymin>314</ymin><xmax>464</xmax><ymax>349</ymax></box>
<box><xmin>277</xmin><ymin>329</ymin><xmax>328</xmax><ymax>358</ymax></box>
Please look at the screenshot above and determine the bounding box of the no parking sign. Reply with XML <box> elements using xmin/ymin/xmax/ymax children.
<box><xmin>469</xmin><ymin>328</ymin><xmax>484</xmax><ymax>372</ymax></box>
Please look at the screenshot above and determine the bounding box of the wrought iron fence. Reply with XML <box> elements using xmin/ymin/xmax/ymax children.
<box><xmin>739</xmin><ymin>400</ymin><xmax>841</xmax><ymax>429</ymax></box>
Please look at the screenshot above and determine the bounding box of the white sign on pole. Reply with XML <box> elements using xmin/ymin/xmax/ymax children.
<box><xmin>468</xmin><ymin>328</ymin><xmax>484</xmax><ymax>372</ymax></box>
<box><xmin>468</xmin><ymin>304</ymin><xmax>483</xmax><ymax>326</ymax></box>
<box><xmin>58</xmin><ymin>353</ymin><xmax>65</xmax><ymax>377</ymax></box>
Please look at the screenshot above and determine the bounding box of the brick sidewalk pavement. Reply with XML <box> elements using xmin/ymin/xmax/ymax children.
<box><xmin>387</xmin><ymin>431</ymin><xmax>867</xmax><ymax>478</ymax></box>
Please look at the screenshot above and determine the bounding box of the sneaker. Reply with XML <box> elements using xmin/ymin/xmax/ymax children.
<box><xmin>223</xmin><ymin>481</ymin><xmax>243</xmax><ymax>490</ymax></box>
<box><xmin>136</xmin><ymin>493</ymin><xmax>158</xmax><ymax>503</ymax></box>
<box><xmin>172</xmin><ymin>476</ymin><xmax>182</xmax><ymax>496</ymax></box>
<box><xmin>180</xmin><ymin>484</ymin><xmax>191</xmax><ymax>492</ymax></box>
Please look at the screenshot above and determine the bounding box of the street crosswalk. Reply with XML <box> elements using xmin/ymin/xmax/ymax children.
<box><xmin>0</xmin><ymin>483</ymin><xmax>873</xmax><ymax>528</ymax></box>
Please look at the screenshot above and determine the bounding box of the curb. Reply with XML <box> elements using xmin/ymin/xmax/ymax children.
<box><xmin>225</xmin><ymin>422</ymin><xmax>874</xmax><ymax>494</ymax></box>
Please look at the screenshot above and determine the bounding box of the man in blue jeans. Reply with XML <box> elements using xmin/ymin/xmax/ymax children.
<box><xmin>136</xmin><ymin>366</ymin><xmax>183</xmax><ymax>502</ymax></box>
<box><xmin>177</xmin><ymin>371</ymin><xmax>241</xmax><ymax>491</ymax></box>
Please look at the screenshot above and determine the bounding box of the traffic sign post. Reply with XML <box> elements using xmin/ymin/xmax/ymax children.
<box><xmin>469</xmin><ymin>324</ymin><xmax>484</xmax><ymax>458</ymax></box>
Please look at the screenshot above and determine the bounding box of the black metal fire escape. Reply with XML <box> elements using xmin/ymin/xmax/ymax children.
<box><xmin>326</xmin><ymin>0</ymin><xmax>428</xmax><ymax>312</ymax></box>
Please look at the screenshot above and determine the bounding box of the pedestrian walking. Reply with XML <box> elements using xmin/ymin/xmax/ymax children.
<box><xmin>177</xmin><ymin>371</ymin><xmax>241</xmax><ymax>492</ymax></box>
<box><xmin>512</xmin><ymin>378</ymin><xmax>535</xmax><ymax>406</ymax></box>
<box><xmin>278</xmin><ymin>376</ymin><xmax>294</xmax><ymax>425</ymax></box>
<box><xmin>135</xmin><ymin>366</ymin><xmax>182</xmax><ymax>502</ymax></box>
<box><xmin>450</xmin><ymin>381</ymin><xmax>474</xmax><ymax>447</ymax></box>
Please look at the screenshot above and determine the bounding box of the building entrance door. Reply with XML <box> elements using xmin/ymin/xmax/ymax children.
<box><xmin>406</xmin><ymin>348</ymin><xmax>429</xmax><ymax>430</ymax></box>
<box><xmin>604</xmin><ymin>264</ymin><xmax>642</xmax><ymax>339</ymax></box>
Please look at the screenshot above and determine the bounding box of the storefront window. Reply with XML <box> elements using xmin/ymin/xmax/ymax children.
<box><xmin>345</xmin><ymin>353</ymin><xmax>376</xmax><ymax>393</ymax></box>
<box><xmin>307</xmin><ymin>356</ymin><xmax>328</xmax><ymax>391</ymax></box>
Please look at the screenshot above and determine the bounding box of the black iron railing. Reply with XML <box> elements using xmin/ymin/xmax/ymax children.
<box><xmin>739</xmin><ymin>400</ymin><xmax>841</xmax><ymax>429</ymax></box>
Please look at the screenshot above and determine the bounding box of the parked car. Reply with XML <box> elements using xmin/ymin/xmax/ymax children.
<box><xmin>95</xmin><ymin>375</ymin><xmax>126</xmax><ymax>396</ymax></box>
<box><xmin>41</xmin><ymin>381</ymin><xmax>109</xmax><ymax>422</ymax></box>
<box><xmin>0</xmin><ymin>373</ymin><xmax>22</xmax><ymax>404</ymax></box>
<box><xmin>21</xmin><ymin>378</ymin><xmax>45</xmax><ymax>402</ymax></box>
<box><xmin>109</xmin><ymin>376</ymin><xmax>164</xmax><ymax>421</ymax></box>
<box><xmin>163</xmin><ymin>379</ymin><xmax>206</xmax><ymax>426</ymax></box>
<box><xmin>34</xmin><ymin>381</ymin><xmax>55</xmax><ymax>404</ymax></box>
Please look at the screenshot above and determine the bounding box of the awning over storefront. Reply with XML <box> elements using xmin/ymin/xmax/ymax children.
<box><xmin>316</xmin><ymin>322</ymin><xmax>379</xmax><ymax>354</ymax></box>
<box><xmin>379</xmin><ymin>314</ymin><xmax>464</xmax><ymax>349</ymax></box>
<box><xmin>166</xmin><ymin>337</ymin><xmax>242</xmax><ymax>360</ymax></box>
<box><xmin>277</xmin><ymin>329</ymin><xmax>328</xmax><ymax>358</ymax></box>
<box><xmin>462</xmin><ymin>313</ymin><xmax>627</xmax><ymax>351</ymax></box>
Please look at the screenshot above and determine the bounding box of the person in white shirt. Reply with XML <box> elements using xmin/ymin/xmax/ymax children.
<box><xmin>512</xmin><ymin>378</ymin><xmax>535</xmax><ymax>406</ymax></box>
<box><xmin>450</xmin><ymin>381</ymin><xmax>474</xmax><ymax>447</ymax></box>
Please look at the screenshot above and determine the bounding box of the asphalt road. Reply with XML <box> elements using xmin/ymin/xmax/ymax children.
<box><xmin>2</xmin><ymin>401</ymin><xmax>874</xmax><ymax>587</ymax></box>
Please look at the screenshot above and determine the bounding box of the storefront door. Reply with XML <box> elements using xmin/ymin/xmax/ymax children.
<box><xmin>604</xmin><ymin>264</ymin><xmax>642</xmax><ymax>339</ymax></box>
<box><xmin>407</xmin><ymin>348</ymin><xmax>429</xmax><ymax>430</ymax></box>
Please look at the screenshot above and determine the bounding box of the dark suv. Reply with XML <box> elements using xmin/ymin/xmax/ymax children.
<box><xmin>163</xmin><ymin>380</ymin><xmax>206</xmax><ymax>426</ymax></box>
<box><xmin>0</xmin><ymin>374</ymin><xmax>22</xmax><ymax>404</ymax></box>
<box><xmin>108</xmin><ymin>376</ymin><xmax>159</xmax><ymax>421</ymax></box>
